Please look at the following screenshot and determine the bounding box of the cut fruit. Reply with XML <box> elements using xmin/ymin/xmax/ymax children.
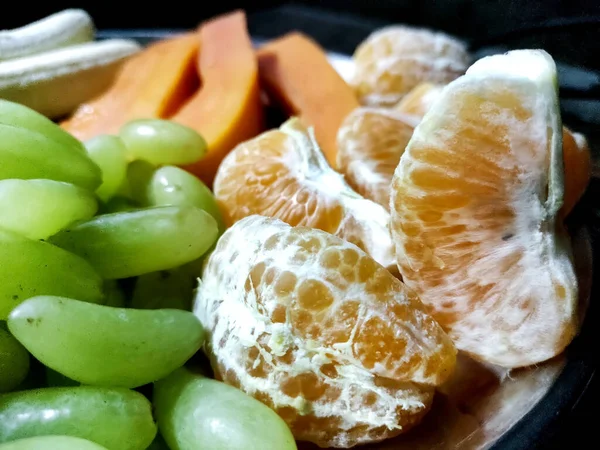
<box><xmin>173</xmin><ymin>10</ymin><xmax>263</xmax><ymax>187</ymax></box>
<box><xmin>352</xmin><ymin>26</ymin><xmax>470</xmax><ymax>107</ymax></box>
<box><xmin>194</xmin><ymin>215</ymin><xmax>456</xmax><ymax>448</ymax></box>
<box><xmin>389</xmin><ymin>49</ymin><xmax>579</xmax><ymax>368</ymax></box>
<box><xmin>214</xmin><ymin>118</ymin><xmax>397</xmax><ymax>272</ymax></box>
<box><xmin>257</xmin><ymin>32</ymin><xmax>360</xmax><ymax>168</ymax></box>
<box><xmin>337</xmin><ymin>107</ymin><xmax>417</xmax><ymax>209</ymax></box>
<box><xmin>61</xmin><ymin>33</ymin><xmax>199</xmax><ymax>141</ymax></box>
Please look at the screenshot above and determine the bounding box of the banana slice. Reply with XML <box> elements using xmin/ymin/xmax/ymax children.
<box><xmin>0</xmin><ymin>39</ymin><xmax>141</xmax><ymax>119</ymax></box>
<box><xmin>0</xmin><ymin>9</ymin><xmax>94</xmax><ymax>62</ymax></box>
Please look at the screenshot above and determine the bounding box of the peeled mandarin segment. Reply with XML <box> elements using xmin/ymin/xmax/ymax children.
<box><xmin>352</xmin><ymin>26</ymin><xmax>470</xmax><ymax>107</ymax></box>
<box><xmin>214</xmin><ymin>117</ymin><xmax>397</xmax><ymax>272</ymax></box>
<box><xmin>61</xmin><ymin>33</ymin><xmax>200</xmax><ymax>141</ymax></box>
<box><xmin>389</xmin><ymin>49</ymin><xmax>579</xmax><ymax>368</ymax></box>
<box><xmin>257</xmin><ymin>32</ymin><xmax>360</xmax><ymax>168</ymax></box>
<box><xmin>173</xmin><ymin>10</ymin><xmax>264</xmax><ymax>187</ymax></box>
<box><xmin>561</xmin><ymin>127</ymin><xmax>591</xmax><ymax>217</ymax></box>
<box><xmin>193</xmin><ymin>215</ymin><xmax>456</xmax><ymax>448</ymax></box>
<box><xmin>394</xmin><ymin>82</ymin><xmax>446</xmax><ymax>119</ymax></box>
<box><xmin>336</xmin><ymin>107</ymin><xmax>417</xmax><ymax>209</ymax></box>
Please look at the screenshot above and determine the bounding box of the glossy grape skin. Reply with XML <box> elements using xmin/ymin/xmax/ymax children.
<box><xmin>8</xmin><ymin>295</ymin><xmax>205</xmax><ymax>388</ymax></box>
<box><xmin>0</xmin><ymin>386</ymin><xmax>156</xmax><ymax>450</ymax></box>
<box><xmin>119</xmin><ymin>119</ymin><xmax>206</xmax><ymax>166</ymax></box>
<box><xmin>0</xmin><ymin>327</ymin><xmax>30</xmax><ymax>392</ymax></box>
<box><xmin>0</xmin><ymin>124</ymin><xmax>101</xmax><ymax>190</ymax></box>
<box><xmin>84</xmin><ymin>135</ymin><xmax>128</xmax><ymax>202</ymax></box>
<box><xmin>0</xmin><ymin>179</ymin><xmax>97</xmax><ymax>240</ymax></box>
<box><xmin>154</xmin><ymin>368</ymin><xmax>297</xmax><ymax>450</ymax></box>
<box><xmin>148</xmin><ymin>166</ymin><xmax>225</xmax><ymax>232</ymax></box>
<box><xmin>49</xmin><ymin>206</ymin><xmax>218</xmax><ymax>279</ymax></box>
<box><xmin>0</xmin><ymin>436</ymin><xmax>108</xmax><ymax>450</ymax></box>
<box><xmin>0</xmin><ymin>99</ymin><xmax>86</xmax><ymax>155</ymax></box>
<box><xmin>0</xmin><ymin>229</ymin><xmax>103</xmax><ymax>319</ymax></box>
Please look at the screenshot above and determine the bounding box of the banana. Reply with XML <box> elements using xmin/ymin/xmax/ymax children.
<box><xmin>0</xmin><ymin>9</ymin><xmax>95</xmax><ymax>62</ymax></box>
<box><xmin>0</xmin><ymin>99</ymin><xmax>86</xmax><ymax>153</ymax></box>
<box><xmin>0</xmin><ymin>39</ymin><xmax>141</xmax><ymax>119</ymax></box>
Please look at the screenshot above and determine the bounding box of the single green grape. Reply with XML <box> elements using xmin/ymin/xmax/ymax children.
<box><xmin>124</xmin><ymin>159</ymin><xmax>155</xmax><ymax>205</ymax></box>
<box><xmin>0</xmin><ymin>123</ymin><xmax>101</xmax><ymax>190</ymax></box>
<box><xmin>148</xmin><ymin>166</ymin><xmax>225</xmax><ymax>232</ymax></box>
<box><xmin>49</xmin><ymin>206</ymin><xmax>219</xmax><ymax>279</ymax></box>
<box><xmin>130</xmin><ymin>261</ymin><xmax>201</xmax><ymax>311</ymax></box>
<box><xmin>0</xmin><ymin>435</ymin><xmax>108</xmax><ymax>450</ymax></box>
<box><xmin>0</xmin><ymin>327</ymin><xmax>30</xmax><ymax>392</ymax></box>
<box><xmin>84</xmin><ymin>135</ymin><xmax>128</xmax><ymax>202</ymax></box>
<box><xmin>154</xmin><ymin>368</ymin><xmax>297</xmax><ymax>450</ymax></box>
<box><xmin>0</xmin><ymin>386</ymin><xmax>157</xmax><ymax>449</ymax></box>
<box><xmin>8</xmin><ymin>295</ymin><xmax>205</xmax><ymax>388</ymax></box>
<box><xmin>45</xmin><ymin>367</ymin><xmax>79</xmax><ymax>387</ymax></box>
<box><xmin>0</xmin><ymin>179</ymin><xmax>97</xmax><ymax>240</ymax></box>
<box><xmin>103</xmin><ymin>280</ymin><xmax>126</xmax><ymax>308</ymax></box>
<box><xmin>0</xmin><ymin>229</ymin><xmax>104</xmax><ymax>319</ymax></box>
<box><xmin>0</xmin><ymin>99</ymin><xmax>87</xmax><ymax>154</ymax></box>
<box><xmin>119</xmin><ymin>119</ymin><xmax>206</xmax><ymax>166</ymax></box>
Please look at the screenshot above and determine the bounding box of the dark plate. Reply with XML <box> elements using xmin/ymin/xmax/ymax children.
<box><xmin>97</xmin><ymin>4</ymin><xmax>598</xmax><ymax>449</ymax></box>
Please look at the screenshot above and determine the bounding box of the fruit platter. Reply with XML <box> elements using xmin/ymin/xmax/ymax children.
<box><xmin>0</xmin><ymin>7</ymin><xmax>596</xmax><ymax>450</ymax></box>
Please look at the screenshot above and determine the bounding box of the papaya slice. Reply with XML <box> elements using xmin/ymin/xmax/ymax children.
<box><xmin>257</xmin><ymin>32</ymin><xmax>360</xmax><ymax>168</ymax></box>
<box><xmin>172</xmin><ymin>10</ymin><xmax>263</xmax><ymax>186</ymax></box>
<box><xmin>61</xmin><ymin>33</ymin><xmax>200</xmax><ymax>142</ymax></box>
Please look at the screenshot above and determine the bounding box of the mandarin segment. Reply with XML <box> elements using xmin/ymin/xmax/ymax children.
<box><xmin>352</xmin><ymin>26</ymin><xmax>470</xmax><ymax>107</ymax></box>
<box><xmin>395</xmin><ymin>82</ymin><xmax>446</xmax><ymax>119</ymax></box>
<box><xmin>337</xmin><ymin>107</ymin><xmax>417</xmax><ymax>209</ymax></box>
<box><xmin>389</xmin><ymin>50</ymin><xmax>579</xmax><ymax>368</ymax></box>
<box><xmin>214</xmin><ymin>118</ymin><xmax>398</xmax><ymax>273</ymax></box>
<box><xmin>194</xmin><ymin>215</ymin><xmax>456</xmax><ymax>448</ymax></box>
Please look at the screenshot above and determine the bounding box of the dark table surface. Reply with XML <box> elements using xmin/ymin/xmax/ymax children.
<box><xmin>2</xmin><ymin>1</ymin><xmax>598</xmax><ymax>449</ymax></box>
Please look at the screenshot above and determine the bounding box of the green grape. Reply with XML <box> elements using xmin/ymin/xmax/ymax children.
<box><xmin>8</xmin><ymin>295</ymin><xmax>205</xmax><ymax>388</ymax></box>
<box><xmin>131</xmin><ymin>264</ymin><xmax>198</xmax><ymax>311</ymax></box>
<box><xmin>119</xmin><ymin>119</ymin><xmax>206</xmax><ymax>166</ymax></box>
<box><xmin>148</xmin><ymin>166</ymin><xmax>225</xmax><ymax>232</ymax></box>
<box><xmin>84</xmin><ymin>135</ymin><xmax>128</xmax><ymax>202</ymax></box>
<box><xmin>45</xmin><ymin>367</ymin><xmax>79</xmax><ymax>387</ymax></box>
<box><xmin>0</xmin><ymin>229</ymin><xmax>103</xmax><ymax>319</ymax></box>
<box><xmin>99</xmin><ymin>196</ymin><xmax>138</xmax><ymax>214</ymax></box>
<box><xmin>0</xmin><ymin>123</ymin><xmax>101</xmax><ymax>190</ymax></box>
<box><xmin>49</xmin><ymin>206</ymin><xmax>219</xmax><ymax>279</ymax></box>
<box><xmin>0</xmin><ymin>436</ymin><xmax>108</xmax><ymax>450</ymax></box>
<box><xmin>0</xmin><ymin>99</ymin><xmax>86</xmax><ymax>154</ymax></box>
<box><xmin>154</xmin><ymin>368</ymin><xmax>297</xmax><ymax>450</ymax></box>
<box><xmin>125</xmin><ymin>160</ymin><xmax>155</xmax><ymax>205</ymax></box>
<box><xmin>145</xmin><ymin>434</ymin><xmax>170</xmax><ymax>450</ymax></box>
<box><xmin>0</xmin><ymin>179</ymin><xmax>97</xmax><ymax>240</ymax></box>
<box><xmin>0</xmin><ymin>386</ymin><xmax>157</xmax><ymax>450</ymax></box>
<box><xmin>0</xmin><ymin>327</ymin><xmax>30</xmax><ymax>392</ymax></box>
<box><xmin>103</xmin><ymin>280</ymin><xmax>126</xmax><ymax>308</ymax></box>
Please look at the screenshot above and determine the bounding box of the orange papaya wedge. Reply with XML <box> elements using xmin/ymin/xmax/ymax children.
<box><xmin>172</xmin><ymin>10</ymin><xmax>264</xmax><ymax>186</ymax></box>
<box><xmin>257</xmin><ymin>32</ymin><xmax>360</xmax><ymax>168</ymax></box>
<box><xmin>61</xmin><ymin>33</ymin><xmax>200</xmax><ymax>142</ymax></box>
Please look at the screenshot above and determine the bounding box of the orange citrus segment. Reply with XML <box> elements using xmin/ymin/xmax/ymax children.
<box><xmin>352</xmin><ymin>26</ymin><xmax>470</xmax><ymax>107</ymax></box>
<box><xmin>394</xmin><ymin>82</ymin><xmax>446</xmax><ymax>119</ymax></box>
<box><xmin>562</xmin><ymin>126</ymin><xmax>591</xmax><ymax>216</ymax></box>
<box><xmin>194</xmin><ymin>215</ymin><xmax>456</xmax><ymax>448</ymax></box>
<box><xmin>389</xmin><ymin>50</ymin><xmax>579</xmax><ymax>368</ymax></box>
<box><xmin>214</xmin><ymin>118</ymin><xmax>397</xmax><ymax>273</ymax></box>
<box><xmin>337</xmin><ymin>107</ymin><xmax>417</xmax><ymax>209</ymax></box>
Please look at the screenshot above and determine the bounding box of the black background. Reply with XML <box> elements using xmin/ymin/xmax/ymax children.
<box><xmin>1</xmin><ymin>1</ymin><xmax>597</xmax><ymax>449</ymax></box>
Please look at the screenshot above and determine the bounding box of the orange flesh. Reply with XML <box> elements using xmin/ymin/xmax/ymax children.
<box><xmin>197</xmin><ymin>216</ymin><xmax>456</xmax><ymax>447</ymax></box>
<box><xmin>257</xmin><ymin>33</ymin><xmax>360</xmax><ymax>168</ymax></box>
<box><xmin>390</xmin><ymin>79</ymin><xmax>578</xmax><ymax>368</ymax></box>
<box><xmin>173</xmin><ymin>10</ymin><xmax>264</xmax><ymax>187</ymax></box>
<box><xmin>61</xmin><ymin>33</ymin><xmax>200</xmax><ymax>141</ymax></box>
